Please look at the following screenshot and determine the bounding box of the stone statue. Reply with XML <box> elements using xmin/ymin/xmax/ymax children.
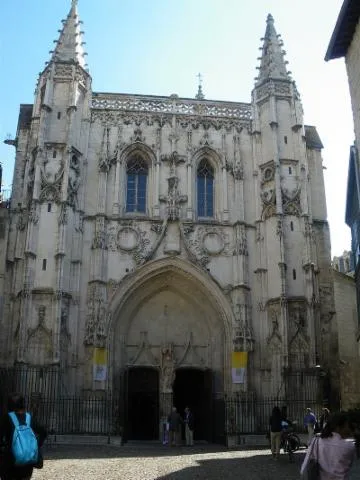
<box><xmin>160</xmin><ymin>344</ymin><xmax>175</xmax><ymax>393</ymax></box>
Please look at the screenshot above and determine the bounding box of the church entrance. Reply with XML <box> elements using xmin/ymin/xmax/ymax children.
<box><xmin>127</xmin><ymin>367</ymin><xmax>159</xmax><ymax>440</ymax></box>
<box><xmin>173</xmin><ymin>368</ymin><xmax>213</xmax><ymax>442</ymax></box>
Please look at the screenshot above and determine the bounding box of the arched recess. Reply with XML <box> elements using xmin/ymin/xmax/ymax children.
<box><xmin>107</xmin><ymin>257</ymin><xmax>234</xmax><ymax>393</ymax></box>
<box><xmin>191</xmin><ymin>147</ymin><xmax>223</xmax><ymax>220</ymax></box>
<box><xmin>120</xmin><ymin>143</ymin><xmax>156</xmax><ymax>216</ymax></box>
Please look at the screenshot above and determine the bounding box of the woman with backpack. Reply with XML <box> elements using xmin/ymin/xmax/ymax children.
<box><xmin>0</xmin><ymin>393</ymin><xmax>46</xmax><ymax>480</ymax></box>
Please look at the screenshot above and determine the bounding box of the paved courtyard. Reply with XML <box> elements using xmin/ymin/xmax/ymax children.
<box><xmin>31</xmin><ymin>444</ymin><xmax>360</xmax><ymax>480</ymax></box>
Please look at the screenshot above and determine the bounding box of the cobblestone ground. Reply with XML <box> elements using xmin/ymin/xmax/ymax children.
<box><xmin>32</xmin><ymin>444</ymin><xmax>360</xmax><ymax>480</ymax></box>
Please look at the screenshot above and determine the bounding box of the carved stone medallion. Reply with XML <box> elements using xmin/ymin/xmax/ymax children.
<box><xmin>202</xmin><ymin>231</ymin><xmax>225</xmax><ymax>255</ymax></box>
<box><xmin>117</xmin><ymin>227</ymin><xmax>139</xmax><ymax>251</ymax></box>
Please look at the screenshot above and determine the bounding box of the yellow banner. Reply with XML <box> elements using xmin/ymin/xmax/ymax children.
<box><xmin>93</xmin><ymin>347</ymin><xmax>107</xmax><ymax>365</ymax></box>
<box><xmin>232</xmin><ymin>351</ymin><xmax>248</xmax><ymax>368</ymax></box>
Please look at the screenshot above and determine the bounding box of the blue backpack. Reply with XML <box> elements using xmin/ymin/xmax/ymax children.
<box><xmin>8</xmin><ymin>412</ymin><xmax>38</xmax><ymax>466</ymax></box>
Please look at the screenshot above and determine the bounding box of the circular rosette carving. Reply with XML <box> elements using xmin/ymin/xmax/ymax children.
<box><xmin>117</xmin><ymin>227</ymin><xmax>139</xmax><ymax>251</ymax></box>
<box><xmin>202</xmin><ymin>231</ymin><xmax>225</xmax><ymax>255</ymax></box>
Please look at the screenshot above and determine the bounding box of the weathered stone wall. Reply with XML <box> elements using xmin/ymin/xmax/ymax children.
<box><xmin>346</xmin><ymin>18</ymin><xmax>360</xmax><ymax>152</ymax></box>
<box><xmin>333</xmin><ymin>269</ymin><xmax>360</xmax><ymax>409</ymax></box>
<box><xmin>0</xmin><ymin>208</ymin><xmax>9</xmax><ymax>359</ymax></box>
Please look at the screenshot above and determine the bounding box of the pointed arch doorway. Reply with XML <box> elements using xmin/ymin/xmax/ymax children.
<box><xmin>108</xmin><ymin>258</ymin><xmax>234</xmax><ymax>443</ymax></box>
<box><xmin>173</xmin><ymin>367</ymin><xmax>213</xmax><ymax>442</ymax></box>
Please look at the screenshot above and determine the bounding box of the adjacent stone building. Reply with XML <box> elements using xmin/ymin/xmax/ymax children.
<box><xmin>326</xmin><ymin>0</ymin><xmax>360</xmax><ymax>334</ymax></box>
<box><xmin>2</xmin><ymin>1</ymin><xmax>339</xmax><ymax>441</ymax></box>
<box><xmin>332</xmin><ymin>250</ymin><xmax>354</xmax><ymax>275</ymax></box>
<box><xmin>332</xmin><ymin>268</ymin><xmax>360</xmax><ymax>409</ymax></box>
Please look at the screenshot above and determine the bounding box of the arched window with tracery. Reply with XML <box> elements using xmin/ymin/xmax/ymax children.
<box><xmin>126</xmin><ymin>155</ymin><xmax>148</xmax><ymax>213</ymax></box>
<box><xmin>197</xmin><ymin>158</ymin><xmax>214</xmax><ymax>217</ymax></box>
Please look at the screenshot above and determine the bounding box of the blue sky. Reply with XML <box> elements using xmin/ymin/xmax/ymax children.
<box><xmin>0</xmin><ymin>0</ymin><xmax>352</xmax><ymax>256</ymax></box>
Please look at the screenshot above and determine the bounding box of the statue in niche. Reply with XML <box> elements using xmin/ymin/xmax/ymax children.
<box><xmin>160</xmin><ymin>344</ymin><xmax>176</xmax><ymax>393</ymax></box>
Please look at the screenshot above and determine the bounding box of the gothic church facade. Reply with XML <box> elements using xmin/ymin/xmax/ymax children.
<box><xmin>2</xmin><ymin>1</ymin><xmax>337</xmax><ymax>440</ymax></box>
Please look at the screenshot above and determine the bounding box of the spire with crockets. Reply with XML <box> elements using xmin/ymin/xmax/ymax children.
<box><xmin>255</xmin><ymin>14</ymin><xmax>290</xmax><ymax>85</ymax></box>
<box><xmin>49</xmin><ymin>0</ymin><xmax>87</xmax><ymax>68</ymax></box>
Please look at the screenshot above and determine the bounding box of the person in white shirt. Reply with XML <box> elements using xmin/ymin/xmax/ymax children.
<box><xmin>301</xmin><ymin>412</ymin><xmax>356</xmax><ymax>480</ymax></box>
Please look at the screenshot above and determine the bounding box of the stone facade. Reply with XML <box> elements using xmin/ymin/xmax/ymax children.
<box><xmin>2</xmin><ymin>4</ymin><xmax>340</xmax><ymax>437</ymax></box>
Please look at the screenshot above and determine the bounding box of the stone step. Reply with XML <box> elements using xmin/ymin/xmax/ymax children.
<box><xmin>45</xmin><ymin>435</ymin><xmax>123</xmax><ymax>446</ymax></box>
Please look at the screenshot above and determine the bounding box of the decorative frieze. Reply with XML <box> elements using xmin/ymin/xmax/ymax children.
<box><xmin>54</xmin><ymin>63</ymin><xmax>73</xmax><ymax>79</ymax></box>
<box><xmin>92</xmin><ymin>93</ymin><xmax>252</xmax><ymax>120</ymax></box>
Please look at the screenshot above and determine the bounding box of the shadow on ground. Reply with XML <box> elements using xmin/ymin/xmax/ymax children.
<box><xmin>155</xmin><ymin>454</ymin><xmax>306</xmax><ymax>479</ymax></box>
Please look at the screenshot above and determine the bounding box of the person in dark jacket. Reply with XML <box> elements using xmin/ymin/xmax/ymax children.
<box><xmin>167</xmin><ymin>407</ymin><xmax>182</xmax><ymax>447</ymax></box>
<box><xmin>0</xmin><ymin>393</ymin><xmax>47</xmax><ymax>480</ymax></box>
<box><xmin>269</xmin><ymin>406</ymin><xmax>282</xmax><ymax>459</ymax></box>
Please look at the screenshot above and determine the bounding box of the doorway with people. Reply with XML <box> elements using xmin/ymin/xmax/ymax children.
<box><xmin>172</xmin><ymin>367</ymin><xmax>213</xmax><ymax>442</ymax></box>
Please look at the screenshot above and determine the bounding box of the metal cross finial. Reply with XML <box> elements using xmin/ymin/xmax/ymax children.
<box><xmin>195</xmin><ymin>73</ymin><xmax>205</xmax><ymax>100</ymax></box>
<box><xmin>71</xmin><ymin>0</ymin><xmax>78</xmax><ymax>8</ymax></box>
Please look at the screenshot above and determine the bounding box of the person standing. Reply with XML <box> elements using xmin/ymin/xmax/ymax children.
<box><xmin>269</xmin><ymin>406</ymin><xmax>282</xmax><ymax>459</ymax></box>
<box><xmin>304</xmin><ymin>407</ymin><xmax>317</xmax><ymax>446</ymax></box>
<box><xmin>319</xmin><ymin>408</ymin><xmax>330</xmax><ymax>432</ymax></box>
<box><xmin>167</xmin><ymin>407</ymin><xmax>182</xmax><ymax>447</ymax></box>
<box><xmin>184</xmin><ymin>407</ymin><xmax>194</xmax><ymax>446</ymax></box>
<box><xmin>301</xmin><ymin>412</ymin><xmax>356</xmax><ymax>479</ymax></box>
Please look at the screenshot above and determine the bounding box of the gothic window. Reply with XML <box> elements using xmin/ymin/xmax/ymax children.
<box><xmin>126</xmin><ymin>155</ymin><xmax>148</xmax><ymax>213</ymax></box>
<box><xmin>197</xmin><ymin>159</ymin><xmax>214</xmax><ymax>217</ymax></box>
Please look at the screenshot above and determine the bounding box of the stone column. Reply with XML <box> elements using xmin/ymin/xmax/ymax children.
<box><xmin>186</xmin><ymin>161</ymin><xmax>193</xmax><ymax>220</ymax></box>
<box><xmin>112</xmin><ymin>159</ymin><xmax>121</xmax><ymax>215</ymax></box>
<box><xmin>222</xmin><ymin>166</ymin><xmax>229</xmax><ymax>222</ymax></box>
<box><xmin>154</xmin><ymin>154</ymin><xmax>161</xmax><ymax>218</ymax></box>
